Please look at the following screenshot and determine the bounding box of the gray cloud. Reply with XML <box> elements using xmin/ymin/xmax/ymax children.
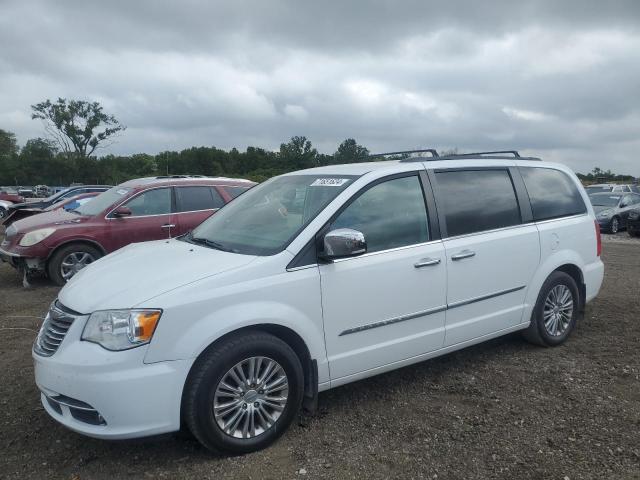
<box><xmin>1</xmin><ymin>0</ymin><xmax>639</xmax><ymax>174</ymax></box>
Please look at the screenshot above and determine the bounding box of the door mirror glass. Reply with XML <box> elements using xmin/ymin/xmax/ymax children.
<box><xmin>322</xmin><ymin>228</ymin><xmax>367</xmax><ymax>259</ymax></box>
<box><xmin>113</xmin><ymin>206</ymin><xmax>132</xmax><ymax>217</ymax></box>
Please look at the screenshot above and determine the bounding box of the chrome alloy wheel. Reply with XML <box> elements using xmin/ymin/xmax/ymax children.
<box><xmin>543</xmin><ymin>284</ymin><xmax>574</xmax><ymax>336</ymax></box>
<box><xmin>60</xmin><ymin>251</ymin><xmax>96</xmax><ymax>280</ymax></box>
<box><xmin>213</xmin><ymin>356</ymin><xmax>289</xmax><ymax>439</ymax></box>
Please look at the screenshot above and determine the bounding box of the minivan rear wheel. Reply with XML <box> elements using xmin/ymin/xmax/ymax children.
<box><xmin>523</xmin><ymin>271</ymin><xmax>579</xmax><ymax>347</ymax></box>
<box><xmin>183</xmin><ymin>331</ymin><xmax>304</xmax><ymax>454</ymax></box>
<box><xmin>47</xmin><ymin>243</ymin><xmax>102</xmax><ymax>286</ymax></box>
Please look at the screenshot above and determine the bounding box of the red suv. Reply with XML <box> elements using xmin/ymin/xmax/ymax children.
<box><xmin>0</xmin><ymin>176</ymin><xmax>255</xmax><ymax>285</ymax></box>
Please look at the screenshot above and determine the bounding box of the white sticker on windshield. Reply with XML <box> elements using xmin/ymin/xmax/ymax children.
<box><xmin>116</xmin><ymin>189</ymin><xmax>128</xmax><ymax>195</ymax></box>
<box><xmin>310</xmin><ymin>178</ymin><xmax>350</xmax><ymax>187</ymax></box>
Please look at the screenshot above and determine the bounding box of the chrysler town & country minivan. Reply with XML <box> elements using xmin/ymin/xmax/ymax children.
<box><xmin>32</xmin><ymin>150</ymin><xmax>604</xmax><ymax>454</ymax></box>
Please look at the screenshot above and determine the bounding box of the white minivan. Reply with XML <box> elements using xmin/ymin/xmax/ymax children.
<box><xmin>33</xmin><ymin>150</ymin><xmax>604</xmax><ymax>453</ymax></box>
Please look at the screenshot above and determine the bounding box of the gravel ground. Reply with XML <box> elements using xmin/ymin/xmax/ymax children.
<box><xmin>1</xmin><ymin>239</ymin><xmax>639</xmax><ymax>480</ymax></box>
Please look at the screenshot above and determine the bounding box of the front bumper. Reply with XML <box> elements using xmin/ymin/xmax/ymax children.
<box><xmin>33</xmin><ymin>314</ymin><xmax>192</xmax><ymax>440</ymax></box>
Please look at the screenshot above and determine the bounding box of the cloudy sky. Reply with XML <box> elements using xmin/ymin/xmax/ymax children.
<box><xmin>1</xmin><ymin>0</ymin><xmax>639</xmax><ymax>174</ymax></box>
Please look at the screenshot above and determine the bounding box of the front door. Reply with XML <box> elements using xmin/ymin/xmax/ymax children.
<box><xmin>320</xmin><ymin>173</ymin><xmax>447</xmax><ymax>381</ymax></box>
<box><xmin>106</xmin><ymin>187</ymin><xmax>177</xmax><ymax>251</ymax></box>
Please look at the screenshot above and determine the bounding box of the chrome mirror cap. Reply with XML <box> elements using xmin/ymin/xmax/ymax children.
<box><xmin>322</xmin><ymin>228</ymin><xmax>367</xmax><ymax>260</ymax></box>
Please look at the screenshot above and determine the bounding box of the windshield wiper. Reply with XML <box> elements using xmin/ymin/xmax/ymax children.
<box><xmin>188</xmin><ymin>235</ymin><xmax>236</xmax><ymax>253</ymax></box>
<box><xmin>68</xmin><ymin>209</ymin><xmax>82</xmax><ymax>215</ymax></box>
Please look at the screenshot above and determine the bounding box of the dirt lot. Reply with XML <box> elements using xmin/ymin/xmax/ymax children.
<box><xmin>1</xmin><ymin>238</ymin><xmax>639</xmax><ymax>480</ymax></box>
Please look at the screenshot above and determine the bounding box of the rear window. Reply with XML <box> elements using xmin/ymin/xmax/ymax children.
<box><xmin>435</xmin><ymin>169</ymin><xmax>521</xmax><ymax>237</ymax></box>
<box><xmin>176</xmin><ymin>186</ymin><xmax>224</xmax><ymax>212</ymax></box>
<box><xmin>520</xmin><ymin>167</ymin><xmax>586</xmax><ymax>221</ymax></box>
<box><xmin>223</xmin><ymin>185</ymin><xmax>251</xmax><ymax>199</ymax></box>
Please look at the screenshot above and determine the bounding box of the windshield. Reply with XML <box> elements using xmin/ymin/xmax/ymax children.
<box><xmin>589</xmin><ymin>195</ymin><xmax>621</xmax><ymax>207</ymax></box>
<box><xmin>188</xmin><ymin>174</ymin><xmax>358</xmax><ymax>255</ymax></box>
<box><xmin>42</xmin><ymin>188</ymin><xmax>70</xmax><ymax>202</ymax></box>
<box><xmin>75</xmin><ymin>187</ymin><xmax>132</xmax><ymax>216</ymax></box>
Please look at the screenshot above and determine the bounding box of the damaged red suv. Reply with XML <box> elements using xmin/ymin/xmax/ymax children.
<box><xmin>0</xmin><ymin>176</ymin><xmax>254</xmax><ymax>285</ymax></box>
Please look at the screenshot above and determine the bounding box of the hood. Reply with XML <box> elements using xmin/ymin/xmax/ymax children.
<box><xmin>58</xmin><ymin>239</ymin><xmax>257</xmax><ymax>313</ymax></box>
<box><xmin>9</xmin><ymin>200</ymin><xmax>47</xmax><ymax>210</ymax></box>
<box><xmin>592</xmin><ymin>205</ymin><xmax>615</xmax><ymax>215</ymax></box>
<box><xmin>11</xmin><ymin>208</ymin><xmax>88</xmax><ymax>232</ymax></box>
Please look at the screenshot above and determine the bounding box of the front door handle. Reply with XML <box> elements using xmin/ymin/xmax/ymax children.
<box><xmin>414</xmin><ymin>257</ymin><xmax>441</xmax><ymax>268</ymax></box>
<box><xmin>451</xmin><ymin>249</ymin><xmax>475</xmax><ymax>261</ymax></box>
<box><xmin>161</xmin><ymin>224</ymin><xmax>176</xmax><ymax>229</ymax></box>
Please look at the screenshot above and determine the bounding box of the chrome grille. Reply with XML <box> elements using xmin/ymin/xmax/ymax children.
<box><xmin>34</xmin><ymin>301</ymin><xmax>78</xmax><ymax>357</ymax></box>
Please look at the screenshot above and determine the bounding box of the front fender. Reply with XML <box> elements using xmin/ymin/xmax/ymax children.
<box><xmin>142</xmin><ymin>265</ymin><xmax>329</xmax><ymax>384</ymax></box>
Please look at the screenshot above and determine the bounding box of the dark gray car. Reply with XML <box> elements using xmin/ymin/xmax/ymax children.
<box><xmin>589</xmin><ymin>192</ymin><xmax>640</xmax><ymax>233</ymax></box>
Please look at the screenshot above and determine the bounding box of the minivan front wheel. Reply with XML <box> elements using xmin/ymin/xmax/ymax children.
<box><xmin>184</xmin><ymin>331</ymin><xmax>304</xmax><ymax>454</ymax></box>
<box><xmin>47</xmin><ymin>243</ymin><xmax>102</xmax><ymax>286</ymax></box>
<box><xmin>523</xmin><ymin>271</ymin><xmax>579</xmax><ymax>347</ymax></box>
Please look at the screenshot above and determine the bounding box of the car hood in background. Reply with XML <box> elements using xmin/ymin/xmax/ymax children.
<box><xmin>58</xmin><ymin>239</ymin><xmax>258</xmax><ymax>313</ymax></box>
<box><xmin>591</xmin><ymin>205</ymin><xmax>615</xmax><ymax>215</ymax></box>
<box><xmin>10</xmin><ymin>208</ymin><xmax>89</xmax><ymax>232</ymax></box>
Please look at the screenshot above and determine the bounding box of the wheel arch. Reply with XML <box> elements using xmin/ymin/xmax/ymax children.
<box><xmin>523</xmin><ymin>252</ymin><xmax>587</xmax><ymax>325</ymax></box>
<box><xmin>180</xmin><ymin>323</ymin><xmax>318</xmax><ymax>426</ymax></box>
<box><xmin>46</xmin><ymin>238</ymin><xmax>107</xmax><ymax>263</ymax></box>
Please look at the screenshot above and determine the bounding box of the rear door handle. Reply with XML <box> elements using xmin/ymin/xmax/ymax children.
<box><xmin>451</xmin><ymin>250</ymin><xmax>475</xmax><ymax>261</ymax></box>
<box><xmin>414</xmin><ymin>257</ymin><xmax>441</xmax><ymax>268</ymax></box>
<box><xmin>161</xmin><ymin>224</ymin><xmax>176</xmax><ymax>229</ymax></box>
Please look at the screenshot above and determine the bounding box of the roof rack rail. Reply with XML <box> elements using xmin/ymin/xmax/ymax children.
<box><xmin>369</xmin><ymin>149</ymin><xmax>439</xmax><ymax>159</ymax></box>
<box><xmin>441</xmin><ymin>150</ymin><xmax>521</xmax><ymax>158</ymax></box>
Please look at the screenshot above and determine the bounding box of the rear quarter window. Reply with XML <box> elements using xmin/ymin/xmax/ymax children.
<box><xmin>520</xmin><ymin>167</ymin><xmax>586</xmax><ymax>221</ymax></box>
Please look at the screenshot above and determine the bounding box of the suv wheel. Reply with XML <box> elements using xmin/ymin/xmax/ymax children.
<box><xmin>183</xmin><ymin>331</ymin><xmax>304</xmax><ymax>454</ymax></box>
<box><xmin>47</xmin><ymin>243</ymin><xmax>102</xmax><ymax>286</ymax></box>
<box><xmin>0</xmin><ymin>206</ymin><xmax>6</xmax><ymax>219</ymax></box>
<box><xmin>610</xmin><ymin>216</ymin><xmax>620</xmax><ymax>234</ymax></box>
<box><xmin>523</xmin><ymin>271</ymin><xmax>579</xmax><ymax>347</ymax></box>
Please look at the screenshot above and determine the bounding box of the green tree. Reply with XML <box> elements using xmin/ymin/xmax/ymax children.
<box><xmin>31</xmin><ymin>98</ymin><xmax>126</xmax><ymax>158</ymax></box>
<box><xmin>333</xmin><ymin>138</ymin><xmax>369</xmax><ymax>164</ymax></box>
<box><xmin>279</xmin><ymin>136</ymin><xmax>318</xmax><ymax>170</ymax></box>
<box><xmin>0</xmin><ymin>129</ymin><xmax>18</xmax><ymax>159</ymax></box>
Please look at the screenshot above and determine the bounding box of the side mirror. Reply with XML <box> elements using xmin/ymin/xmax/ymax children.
<box><xmin>321</xmin><ymin>228</ymin><xmax>367</xmax><ymax>260</ymax></box>
<box><xmin>113</xmin><ymin>206</ymin><xmax>132</xmax><ymax>218</ymax></box>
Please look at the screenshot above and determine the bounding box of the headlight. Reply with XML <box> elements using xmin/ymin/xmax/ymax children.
<box><xmin>19</xmin><ymin>227</ymin><xmax>56</xmax><ymax>246</ymax></box>
<box><xmin>597</xmin><ymin>210</ymin><xmax>612</xmax><ymax>218</ymax></box>
<box><xmin>82</xmin><ymin>309</ymin><xmax>162</xmax><ymax>350</ymax></box>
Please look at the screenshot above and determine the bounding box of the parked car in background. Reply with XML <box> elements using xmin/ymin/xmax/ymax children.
<box><xmin>43</xmin><ymin>192</ymin><xmax>101</xmax><ymax>212</ymax></box>
<box><xmin>0</xmin><ymin>188</ymin><xmax>25</xmax><ymax>204</ymax></box>
<box><xmin>34</xmin><ymin>185</ymin><xmax>51</xmax><ymax>197</ymax></box>
<box><xmin>2</xmin><ymin>185</ymin><xmax>111</xmax><ymax>227</ymax></box>
<box><xmin>585</xmin><ymin>184</ymin><xmax>639</xmax><ymax>194</ymax></box>
<box><xmin>31</xmin><ymin>151</ymin><xmax>603</xmax><ymax>454</ymax></box>
<box><xmin>589</xmin><ymin>192</ymin><xmax>640</xmax><ymax>233</ymax></box>
<box><xmin>627</xmin><ymin>208</ymin><xmax>640</xmax><ymax>237</ymax></box>
<box><xmin>0</xmin><ymin>176</ymin><xmax>254</xmax><ymax>284</ymax></box>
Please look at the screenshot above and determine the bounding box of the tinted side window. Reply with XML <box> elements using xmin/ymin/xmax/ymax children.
<box><xmin>435</xmin><ymin>169</ymin><xmax>521</xmax><ymax>237</ymax></box>
<box><xmin>330</xmin><ymin>175</ymin><xmax>429</xmax><ymax>253</ymax></box>
<box><xmin>176</xmin><ymin>186</ymin><xmax>223</xmax><ymax>212</ymax></box>
<box><xmin>520</xmin><ymin>167</ymin><xmax>586</xmax><ymax>221</ymax></box>
<box><xmin>125</xmin><ymin>188</ymin><xmax>172</xmax><ymax>216</ymax></box>
<box><xmin>223</xmin><ymin>186</ymin><xmax>250</xmax><ymax>199</ymax></box>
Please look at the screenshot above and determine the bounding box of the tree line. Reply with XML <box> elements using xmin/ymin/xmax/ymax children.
<box><xmin>0</xmin><ymin>130</ymin><xmax>370</xmax><ymax>186</ymax></box>
<box><xmin>0</xmin><ymin>97</ymin><xmax>635</xmax><ymax>187</ymax></box>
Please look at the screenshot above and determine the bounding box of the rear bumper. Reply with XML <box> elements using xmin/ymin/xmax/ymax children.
<box><xmin>584</xmin><ymin>259</ymin><xmax>605</xmax><ymax>304</ymax></box>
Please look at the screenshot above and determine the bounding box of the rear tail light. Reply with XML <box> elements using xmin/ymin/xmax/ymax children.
<box><xmin>595</xmin><ymin>220</ymin><xmax>602</xmax><ymax>257</ymax></box>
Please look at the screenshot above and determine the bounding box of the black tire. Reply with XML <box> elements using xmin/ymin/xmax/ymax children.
<box><xmin>0</xmin><ymin>206</ymin><xmax>6</xmax><ymax>219</ymax></box>
<box><xmin>47</xmin><ymin>243</ymin><xmax>102</xmax><ymax>286</ymax></box>
<box><xmin>183</xmin><ymin>331</ymin><xmax>304</xmax><ymax>454</ymax></box>
<box><xmin>610</xmin><ymin>216</ymin><xmax>620</xmax><ymax>234</ymax></box>
<box><xmin>523</xmin><ymin>271</ymin><xmax>580</xmax><ymax>347</ymax></box>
